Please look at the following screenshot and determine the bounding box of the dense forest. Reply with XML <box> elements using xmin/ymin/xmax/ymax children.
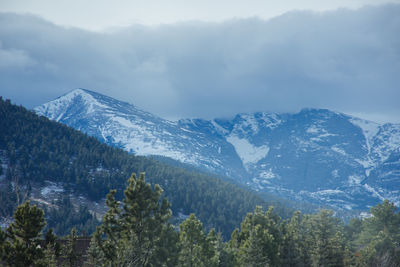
<box><xmin>0</xmin><ymin>97</ymin><xmax>292</xmax><ymax>238</ymax></box>
<box><xmin>1</xmin><ymin>173</ymin><xmax>399</xmax><ymax>266</ymax></box>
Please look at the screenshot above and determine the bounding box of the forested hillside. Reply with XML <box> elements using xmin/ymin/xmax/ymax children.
<box><xmin>1</xmin><ymin>174</ymin><xmax>399</xmax><ymax>266</ymax></box>
<box><xmin>0</xmin><ymin>97</ymin><xmax>291</xmax><ymax>237</ymax></box>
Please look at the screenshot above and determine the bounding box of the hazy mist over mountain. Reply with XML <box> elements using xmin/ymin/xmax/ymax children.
<box><xmin>1</xmin><ymin>3</ymin><xmax>400</xmax><ymax>123</ymax></box>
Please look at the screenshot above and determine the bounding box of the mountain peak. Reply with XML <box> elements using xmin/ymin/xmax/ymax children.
<box><xmin>35</xmin><ymin>89</ymin><xmax>400</xmax><ymax>211</ymax></box>
<box><xmin>35</xmin><ymin>88</ymin><xmax>110</xmax><ymax>121</ymax></box>
<box><xmin>59</xmin><ymin>88</ymin><xmax>95</xmax><ymax>100</ymax></box>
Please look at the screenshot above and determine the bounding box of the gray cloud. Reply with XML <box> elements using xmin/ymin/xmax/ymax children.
<box><xmin>0</xmin><ymin>4</ymin><xmax>399</xmax><ymax>122</ymax></box>
<box><xmin>1</xmin><ymin>0</ymin><xmax>398</xmax><ymax>30</ymax></box>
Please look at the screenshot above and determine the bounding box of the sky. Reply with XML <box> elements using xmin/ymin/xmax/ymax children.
<box><xmin>0</xmin><ymin>0</ymin><xmax>397</xmax><ymax>31</ymax></box>
<box><xmin>0</xmin><ymin>0</ymin><xmax>399</xmax><ymax>122</ymax></box>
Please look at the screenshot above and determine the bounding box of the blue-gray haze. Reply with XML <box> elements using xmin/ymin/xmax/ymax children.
<box><xmin>0</xmin><ymin>4</ymin><xmax>399</xmax><ymax>122</ymax></box>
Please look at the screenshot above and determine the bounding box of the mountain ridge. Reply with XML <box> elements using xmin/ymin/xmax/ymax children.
<box><xmin>35</xmin><ymin>88</ymin><xmax>400</xmax><ymax>210</ymax></box>
<box><xmin>2</xmin><ymin>96</ymin><xmax>291</xmax><ymax>237</ymax></box>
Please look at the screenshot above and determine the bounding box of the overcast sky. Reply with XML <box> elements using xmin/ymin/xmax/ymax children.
<box><xmin>0</xmin><ymin>1</ymin><xmax>399</xmax><ymax>122</ymax></box>
<box><xmin>1</xmin><ymin>0</ymin><xmax>397</xmax><ymax>31</ymax></box>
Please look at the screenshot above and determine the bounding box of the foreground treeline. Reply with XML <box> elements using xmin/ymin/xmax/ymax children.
<box><xmin>1</xmin><ymin>173</ymin><xmax>400</xmax><ymax>267</ymax></box>
<box><xmin>0</xmin><ymin>97</ymin><xmax>291</xmax><ymax>238</ymax></box>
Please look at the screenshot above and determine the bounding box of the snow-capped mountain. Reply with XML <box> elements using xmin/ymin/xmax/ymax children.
<box><xmin>35</xmin><ymin>89</ymin><xmax>247</xmax><ymax>180</ymax></box>
<box><xmin>35</xmin><ymin>89</ymin><xmax>400</xmax><ymax>210</ymax></box>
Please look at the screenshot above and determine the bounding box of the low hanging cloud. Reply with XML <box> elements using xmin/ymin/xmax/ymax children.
<box><xmin>0</xmin><ymin>4</ymin><xmax>399</xmax><ymax>122</ymax></box>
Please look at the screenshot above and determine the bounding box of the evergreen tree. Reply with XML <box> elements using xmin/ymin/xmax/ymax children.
<box><xmin>178</xmin><ymin>213</ymin><xmax>210</xmax><ymax>267</ymax></box>
<box><xmin>223</xmin><ymin>228</ymin><xmax>240</xmax><ymax>267</ymax></box>
<box><xmin>0</xmin><ymin>229</ymin><xmax>7</xmax><ymax>262</ymax></box>
<box><xmin>40</xmin><ymin>245</ymin><xmax>58</xmax><ymax>267</ymax></box>
<box><xmin>356</xmin><ymin>200</ymin><xmax>400</xmax><ymax>266</ymax></box>
<box><xmin>358</xmin><ymin>231</ymin><xmax>399</xmax><ymax>267</ymax></box>
<box><xmin>241</xmin><ymin>224</ymin><xmax>275</xmax><ymax>267</ymax></box>
<box><xmin>94</xmin><ymin>189</ymin><xmax>122</xmax><ymax>265</ymax></box>
<box><xmin>62</xmin><ymin>228</ymin><xmax>79</xmax><ymax>267</ymax></box>
<box><xmin>36</xmin><ymin>228</ymin><xmax>61</xmax><ymax>267</ymax></box>
<box><xmin>236</xmin><ymin>206</ymin><xmax>281</xmax><ymax>267</ymax></box>
<box><xmin>120</xmin><ymin>173</ymin><xmax>171</xmax><ymax>265</ymax></box>
<box><xmin>0</xmin><ymin>201</ymin><xmax>46</xmax><ymax>266</ymax></box>
<box><xmin>280</xmin><ymin>211</ymin><xmax>311</xmax><ymax>267</ymax></box>
<box><xmin>368</xmin><ymin>200</ymin><xmax>399</xmax><ymax>237</ymax></box>
<box><xmin>147</xmin><ymin>223</ymin><xmax>180</xmax><ymax>267</ymax></box>
<box><xmin>203</xmin><ymin>229</ymin><xmax>222</xmax><ymax>267</ymax></box>
<box><xmin>306</xmin><ymin>210</ymin><xmax>347</xmax><ymax>267</ymax></box>
<box><xmin>84</xmin><ymin>231</ymin><xmax>105</xmax><ymax>266</ymax></box>
<box><xmin>89</xmin><ymin>172</ymin><xmax>173</xmax><ymax>266</ymax></box>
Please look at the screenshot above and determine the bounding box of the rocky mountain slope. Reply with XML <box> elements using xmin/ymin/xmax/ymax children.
<box><xmin>35</xmin><ymin>89</ymin><xmax>400</xmax><ymax>210</ymax></box>
<box><xmin>2</xmin><ymin>97</ymin><xmax>286</xmax><ymax>237</ymax></box>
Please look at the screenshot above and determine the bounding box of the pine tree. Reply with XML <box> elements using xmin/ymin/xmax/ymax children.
<box><xmin>280</xmin><ymin>211</ymin><xmax>311</xmax><ymax>267</ymax></box>
<box><xmin>84</xmin><ymin>231</ymin><xmax>104</xmax><ymax>266</ymax></box>
<box><xmin>0</xmin><ymin>229</ymin><xmax>7</xmax><ymax>262</ymax></box>
<box><xmin>203</xmin><ymin>229</ymin><xmax>222</xmax><ymax>267</ymax></box>
<box><xmin>120</xmin><ymin>172</ymin><xmax>171</xmax><ymax>266</ymax></box>
<box><xmin>369</xmin><ymin>200</ymin><xmax>399</xmax><ymax>237</ymax></box>
<box><xmin>223</xmin><ymin>228</ymin><xmax>240</xmax><ymax>267</ymax></box>
<box><xmin>95</xmin><ymin>189</ymin><xmax>122</xmax><ymax>265</ymax></box>
<box><xmin>1</xmin><ymin>200</ymin><xmax>46</xmax><ymax>266</ymax></box>
<box><xmin>89</xmin><ymin>173</ymin><xmax>173</xmax><ymax>266</ymax></box>
<box><xmin>62</xmin><ymin>228</ymin><xmax>79</xmax><ymax>267</ymax></box>
<box><xmin>38</xmin><ymin>228</ymin><xmax>60</xmax><ymax>267</ymax></box>
<box><xmin>241</xmin><ymin>224</ymin><xmax>275</xmax><ymax>267</ymax></box>
<box><xmin>41</xmin><ymin>245</ymin><xmax>58</xmax><ymax>267</ymax></box>
<box><xmin>306</xmin><ymin>210</ymin><xmax>347</xmax><ymax>267</ymax></box>
<box><xmin>147</xmin><ymin>223</ymin><xmax>180</xmax><ymax>267</ymax></box>
<box><xmin>356</xmin><ymin>200</ymin><xmax>400</xmax><ymax>266</ymax></box>
<box><xmin>236</xmin><ymin>206</ymin><xmax>281</xmax><ymax>267</ymax></box>
<box><xmin>178</xmin><ymin>213</ymin><xmax>207</xmax><ymax>267</ymax></box>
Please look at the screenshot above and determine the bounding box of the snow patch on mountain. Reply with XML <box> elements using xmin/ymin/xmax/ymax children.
<box><xmin>41</xmin><ymin>182</ymin><xmax>64</xmax><ymax>196</ymax></box>
<box><xmin>331</xmin><ymin>145</ymin><xmax>347</xmax><ymax>156</ymax></box>
<box><xmin>260</xmin><ymin>113</ymin><xmax>282</xmax><ymax>129</ymax></box>
<box><xmin>112</xmin><ymin>116</ymin><xmax>137</xmax><ymax>128</ymax></box>
<box><xmin>348</xmin><ymin>175</ymin><xmax>363</xmax><ymax>185</ymax></box>
<box><xmin>259</xmin><ymin>169</ymin><xmax>276</xmax><ymax>179</ymax></box>
<box><xmin>363</xmin><ymin>184</ymin><xmax>385</xmax><ymax>201</ymax></box>
<box><xmin>210</xmin><ymin>120</ymin><xmax>229</xmax><ymax>135</ymax></box>
<box><xmin>306</xmin><ymin>125</ymin><xmax>320</xmax><ymax>134</ymax></box>
<box><xmin>313</xmin><ymin>189</ymin><xmax>345</xmax><ymax>196</ymax></box>
<box><xmin>307</xmin><ymin>125</ymin><xmax>337</xmax><ymax>143</ymax></box>
<box><xmin>237</xmin><ymin>114</ymin><xmax>260</xmax><ymax>133</ymax></box>
<box><xmin>226</xmin><ymin>135</ymin><xmax>269</xmax><ymax>166</ymax></box>
<box><xmin>355</xmin><ymin>158</ymin><xmax>375</xmax><ymax>172</ymax></box>
<box><xmin>350</xmin><ymin>118</ymin><xmax>380</xmax><ymax>146</ymax></box>
<box><xmin>380</xmin><ymin>125</ymin><xmax>400</xmax><ymax>153</ymax></box>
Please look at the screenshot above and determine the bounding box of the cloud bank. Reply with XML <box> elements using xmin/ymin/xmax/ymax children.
<box><xmin>0</xmin><ymin>4</ymin><xmax>399</xmax><ymax>122</ymax></box>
